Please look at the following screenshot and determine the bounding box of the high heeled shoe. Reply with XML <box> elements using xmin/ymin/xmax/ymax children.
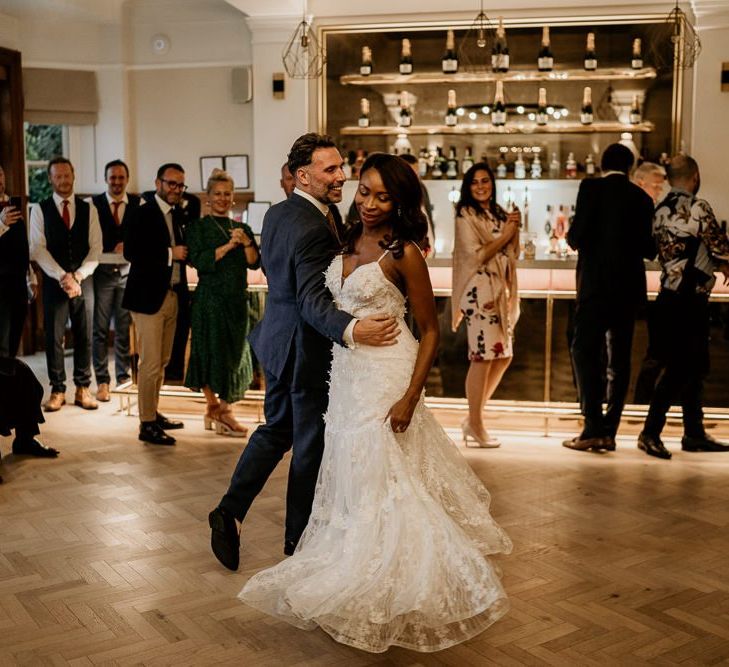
<box><xmin>203</xmin><ymin>407</ymin><xmax>219</xmax><ymax>431</ymax></box>
<box><xmin>461</xmin><ymin>419</ymin><xmax>500</xmax><ymax>448</ymax></box>
<box><xmin>214</xmin><ymin>409</ymin><xmax>248</xmax><ymax>438</ymax></box>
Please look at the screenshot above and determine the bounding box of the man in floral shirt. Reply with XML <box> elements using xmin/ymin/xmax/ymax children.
<box><xmin>638</xmin><ymin>155</ymin><xmax>729</xmax><ymax>459</ymax></box>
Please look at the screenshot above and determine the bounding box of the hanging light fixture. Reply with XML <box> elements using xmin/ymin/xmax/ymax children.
<box><xmin>457</xmin><ymin>0</ymin><xmax>496</xmax><ymax>73</ymax></box>
<box><xmin>649</xmin><ymin>0</ymin><xmax>701</xmax><ymax>71</ymax></box>
<box><xmin>282</xmin><ymin>3</ymin><xmax>326</xmax><ymax>80</ymax></box>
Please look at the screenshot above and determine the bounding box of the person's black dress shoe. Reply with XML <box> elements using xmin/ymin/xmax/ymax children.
<box><xmin>156</xmin><ymin>413</ymin><xmax>184</xmax><ymax>430</ymax></box>
<box><xmin>681</xmin><ymin>434</ymin><xmax>729</xmax><ymax>452</ymax></box>
<box><xmin>599</xmin><ymin>436</ymin><xmax>617</xmax><ymax>452</ymax></box>
<box><xmin>562</xmin><ymin>435</ymin><xmax>604</xmax><ymax>451</ymax></box>
<box><xmin>139</xmin><ymin>422</ymin><xmax>176</xmax><ymax>445</ymax></box>
<box><xmin>638</xmin><ymin>432</ymin><xmax>672</xmax><ymax>459</ymax></box>
<box><xmin>209</xmin><ymin>506</ymin><xmax>240</xmax><ymax>570</ymax></box>
<box><xmin>12</xmin><ymin>437</ymin><xmax>60</xmax><ymax>458</ymax></box>
<box><xmin>283</xmin><ymin>539</ymin><xmax>297</xmax><ymax>556</ymax></box>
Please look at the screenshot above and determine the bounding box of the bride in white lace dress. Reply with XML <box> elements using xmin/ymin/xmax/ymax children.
<box><xmin>239</xmin><ymin>153</ymin><xmax>512</xmax><ymax>653</ymax></box>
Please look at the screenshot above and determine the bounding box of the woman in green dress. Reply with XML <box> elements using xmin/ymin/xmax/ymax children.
<box><xmin>185</xmin><ymin>169</ymin><xmax>260</xmax><ymax>436</ymax></box>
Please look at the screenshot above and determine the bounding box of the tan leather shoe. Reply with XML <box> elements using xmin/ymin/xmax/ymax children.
<box><xmin>96</xmin><ymin>383</ymin><xmax>111</xmax><ymax>402</ymax></box>
<box><xmin>44</xmin><ymin>392</ymin><xmax>66</xmax><ymax>412</ymax></box>
<box><xmin>74</xmin><ymin>386</ymin><xmax>98</xmax><ymax>410</ymax></box>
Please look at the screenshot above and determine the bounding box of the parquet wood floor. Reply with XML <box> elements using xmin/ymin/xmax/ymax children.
<box><xmin>2</xmin><ymin>371</ymin><xmax>729</xmax><ymax>664</ymax></box>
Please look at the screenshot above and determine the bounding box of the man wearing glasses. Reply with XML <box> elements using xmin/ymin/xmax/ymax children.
<box><xmin>122</xmin><ymin>163</ymin><xmax>189</xmax><ymax>445</ymax></box>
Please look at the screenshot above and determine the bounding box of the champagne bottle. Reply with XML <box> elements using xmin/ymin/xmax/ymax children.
<box><xmin>491</xmin><ymin>80</ymin><xmax>506</xmax><ymax>126</ymax></box>
<box><xmin>399</xmin><ymin>38</ymin><xmax>413</xmax><ymax>74</ymax></box>
<box><xmin>536</xmin><ymin>87</ymin><xmax>548</xmax><ymax>126</ymax></box>
<box><xmin>580</xmin><ymin>86</ymin><xmax>593</xmax><ymax>125</ymax></box>
<box><xmin>445</xmin><ymin>89</ymin><xmax>458</xmax><ymax>126</ymax></box>
<box><xmin>442</xmin><ymin>29</ymin><xmax>458</xmax><ymax>74</ymax></box>
<box><xmin>631</xmin><ymin>38</ymin><xmax>643</xmax><ymax>69</ymax></box>
<box><xmin>398</xmin><ymin>91</ymin><xmax>412</xmax><ymax>127</ymax></box>
<box><xmin>584</xmin><ymin>32</ymin><xmax>597</xmax><ymax>71</ymax></box>
<box><xmin>446</xmin><ymin>146</ymin><xmax>458</xmax><ymax>179</ymax></box>
<box><xmin>358</xmin><ymin>98</ymin><xmax>370</xmax><ymax>128</ymax></box>
<box><xmin>360</xmin><ymin>46</ymin><xmax>372</xmax><ymax>76</ymax></box>
<box><xmin>538</xmin><ymin>26</ymin><xmax>554</xmax><ymax>71</ymax></box>
<box><xmin>461</xmin><ymin>146</ymin><xmax>474</xmax><ymax>174</ymax></box>
<box><xmin>491</xmin><ymin>18</ymin><xmax>509</xmax><ymax>73</ymax></box>
<box><xmin>629</xmin><ymin>94</ymin><xmax>641</xmax><ymax>124</ymax></box>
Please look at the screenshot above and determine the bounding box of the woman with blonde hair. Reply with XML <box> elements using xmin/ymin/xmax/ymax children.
<box><xmin>452</xmin><ymin>162</ymin><xmax>520</xmax><ymax>448</ymax></box>
<box><xmin>185</xmin><ymin>169</ymin><xmax>260</xmax><ymax>435</ymax></box>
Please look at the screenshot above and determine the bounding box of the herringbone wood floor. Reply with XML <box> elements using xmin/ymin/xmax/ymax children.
<box><xmin>2</xmin><ymin>384</ymin><xmax>729</xmax><ymax>665</ymax></box>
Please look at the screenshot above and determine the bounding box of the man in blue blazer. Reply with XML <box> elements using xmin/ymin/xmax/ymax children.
<box><xmin>209</xmin><ymin>134</ymin><xmax>398</xmax><ymax>570</ymax></box>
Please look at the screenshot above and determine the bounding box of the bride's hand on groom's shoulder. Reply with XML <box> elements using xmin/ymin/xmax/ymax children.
<box><xmin>352</xmin><ymin>314</ymin><xmax>400</xmax><ymax>346</ymax></box>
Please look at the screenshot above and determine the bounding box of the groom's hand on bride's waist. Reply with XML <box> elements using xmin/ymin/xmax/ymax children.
<box><xmin>352</xmin><ymin>314</ymin><xmax>400</xmax><ymax>346</ymax></box>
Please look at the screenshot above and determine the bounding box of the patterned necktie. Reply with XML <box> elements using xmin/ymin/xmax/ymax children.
<box><xmin>326</xmin><ymin>209</ymin><xmax>341</xmax><ymax>244</ymax></box>
<box><xmin>111</xmin><ymin>201</ymin><xmax>121</xmax><ymax>226</ymax></box>
<box><xmin>61</xmin><ymin>200</ymin><xmax>71</xmax><ymax>229</ymax></box>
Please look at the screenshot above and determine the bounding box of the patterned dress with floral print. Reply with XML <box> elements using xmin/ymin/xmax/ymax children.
<box><xmin>459</xmin><ymin>215</ymin><xmax>515</xmax><ymax>361</ymax></box>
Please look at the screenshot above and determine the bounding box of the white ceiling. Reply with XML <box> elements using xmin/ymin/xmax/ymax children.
<box><xmin>0</xmin><ymin>0</ymin><xmax>727</xmax><ymax>23</ymax></box>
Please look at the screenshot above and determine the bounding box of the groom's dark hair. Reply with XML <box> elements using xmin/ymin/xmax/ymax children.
<box><xmin>287</xmin><ymin>133</ymin><xmax>337</xmax><ymax>174</ymax></box>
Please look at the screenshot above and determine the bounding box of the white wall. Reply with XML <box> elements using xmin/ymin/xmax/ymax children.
<box><xmin>692</xmin><ymin>21</ymin><xmax>729</xmax><ymax>222</ymax></box>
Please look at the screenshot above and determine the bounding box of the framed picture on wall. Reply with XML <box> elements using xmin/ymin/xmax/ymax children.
<box><xmin>200</xmin><ymin>155</ymin><xmax>223</xmax><ymax>190</ymax></box>
<box><xmin>224</xmin><ymin>154</ymin><xmax>249</xmax><ymax>190</ymax></box>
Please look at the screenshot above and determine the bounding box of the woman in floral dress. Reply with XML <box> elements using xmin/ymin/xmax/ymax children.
<box><xmin>452</xmin><ymin>163</ymin><xmax>520</xmax><ymax>448</ymax></box>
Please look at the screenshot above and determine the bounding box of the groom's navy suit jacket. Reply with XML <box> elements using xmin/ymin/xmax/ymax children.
<box><xmin>248</xmin><ymin>193</ymin><xmax>352</xmax><ymax>389</ymax></box>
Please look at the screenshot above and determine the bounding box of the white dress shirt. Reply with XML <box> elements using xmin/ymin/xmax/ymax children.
<box><xmin>29</xmin><ymin>191</ymin><xmax>102</xmax><ymax>282</ymax></box>
<box><xmin>292</xmin><ymin>188</ymin><xmax>356</xmax><ymax>347</ymax></box>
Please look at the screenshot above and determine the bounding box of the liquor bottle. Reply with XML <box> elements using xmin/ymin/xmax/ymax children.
<box><xmin>522</xmin><ymin>187</ymin><xmax>530</xmax><ymax>231</ymax></box>
<box><xmin>538</xmin><ymin>26</ymin><xmax>554</xmax><ymax>71</ymax></box>
<box><xmin>631</xmin><ymin>38</ymin><xmax>643</xmax><ymax>69</ymax></box>
<box><xmin>431</xmin><ymin>147</ymin><xmax>444</xmax><ymax>179</ymax></box>
<box><xmin>342</xmin><ymin>155</ymin><xmax>352</xmax><ymax>180</ymax></box>
<box><xmin>491</xmin><ymin>80</ymin><xmax>507</xmax><ymax>126</ymax></box>
<box><xmin>544</xmin><ymin>204</ymin><xmax>553</xmax><ymax>239</ymax></box>
<box><xmin>514</xmin><ymin>151</ymin><xmax>526</xmax><ymax>179</ymax></box>
<box><xmin>504</xmin><ymin>185</ymin><xmax>514</xmax><ymax>211</ymax></box>
<box><xmin>565</xmin><ymin>152</ymin><xmax>577</xmax><ymax>178</ymax></box>
<box><xmin>358</xmin><ymin>98</ymin><xmax>370</xmax><ymax>128</ymax></box>
<box><xmin>445</xmin><ymin>89</ymin><xmax>458</xmax><ymax>126</ymax></box>
<box><xmin>496</xmin><ymin>154</ymin><xmax>508</xmax><ymax>178</ymax></box>
<box><xmin>399</xmin><ymin>38</ymin><xmax>413</xmax><ymax>74</ymax></box>
<box><xmin>531</xmin><ymin>153</ymin><xmax>542</xmax><ymax>179</ymax></box>
<box><xmin>629</xmin><ymin>94</ymin><xmax>641</xmax><ymax>124</ymax></box>
<box><xmin>360</xmin><ymin>46</ymin><xmax>372</xmax><ymax>76</ymax></box>
<box><xmin>580</xmin><ymin>86</ymin><xmax>593</xmax><ymax>125</ymax></box>
<box><xmin>461</xmin><ymin>146</ymin><xmax>474</xmax><ymax>174</ymax></box>
<box><xmin>549</xmin><ymin>152</ymin><xmax>560</xmax><ymax>177</ymax></box>
<box><xmin>398</xmin><ymin>91</ymin><xmax>412</xmax><ymax>127</ymax></box>
<box><xmin>536</xmin><ymin>87</ymin><xmax>548</xmax><ymax>126</ymax></box>
<box><xmin>418</xmin><ymin>148</ymin><xmax>429</xmax><ymax>178</ymax></box>
<box><xmin>491</xmin><ymin>18</ymin><xmax>509</xmax><ymax>73</ymax></box>
<box><xmin>585</xmin><ymin>153</ymin><xmax>596</xmax><ymax>176</ymax></box>
<box><xmin>584</xmin><ymin>32</ymin><xmax>597</xmax><ymax>71</ymax></box>
<box><xmin>446</xmin><ymin>146</ymin><xmax>458</xmax><ymax>179</ymax></box>
<box><xmin>442</xmin><ymin>29</ymin><xmax>458</xmax><ymax>73</ymax></box>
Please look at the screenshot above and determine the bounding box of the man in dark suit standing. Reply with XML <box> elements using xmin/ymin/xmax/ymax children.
<box><xmin>90</xmin><ymin>159</ymin><xmax>140</xmax><ymax>401</ymax></box>
<box><xmin>123</xmin><ymin>163</ymin><xmax>188</xmax><ymax>446</ymax></box>
<box><xmin>209</xmin><ymin>134</ymin><xmax>398</xmax><ymax>570</ymax></box>
<box><xmin>563</xmin><ymin>143</ymin><xmax>655</xmax><ymax>452</ymax></box>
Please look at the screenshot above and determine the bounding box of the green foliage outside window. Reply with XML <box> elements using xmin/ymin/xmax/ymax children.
<box><xmin>25</xmin><ymin>123</ymin><xmax>64</xmax><ymax>202</ymax></box>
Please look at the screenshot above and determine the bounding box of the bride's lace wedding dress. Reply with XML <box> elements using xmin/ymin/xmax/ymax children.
<box><xmin>239</xmin><ymin>252</ymin><xmax>512</xmax><ymax>653</ymax></box>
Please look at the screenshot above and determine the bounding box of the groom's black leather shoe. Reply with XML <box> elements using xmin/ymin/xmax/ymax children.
<box><xmin>638</xmin><ymin>432</ymin><xmax>672</xmax><ymax>460</ymax></box>
<box><xmin>681</xmin><ymin>433</ymin><xmax>729</xmax><ymax>452</ymax></box>
<box><xmin>283</xmin><ymin>539</ymin><xmax>297</xmax><ymax>556</ymax></box>
<box><xmin>209</xmin><ymin>506</ymin><xmax>240</xmax><ymax>570</ymax></box>
<box><xmin>12</xmin><ymin>437</ymin><xmax>60</xmax><ymax>458</ymax></box>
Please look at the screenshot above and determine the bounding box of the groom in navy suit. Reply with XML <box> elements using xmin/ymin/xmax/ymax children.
<box><xmin>209</xmin><ymin>134</ymin><xmax>398</xmax><ymax>570</ymax></box>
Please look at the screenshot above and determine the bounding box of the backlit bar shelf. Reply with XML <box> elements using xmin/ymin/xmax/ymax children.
<box><xmin>340</xmin><ymin>121</ymin><xmax>655</xmax><ymax>136</ymax></box>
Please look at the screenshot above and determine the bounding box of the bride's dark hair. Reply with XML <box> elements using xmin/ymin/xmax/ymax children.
<box><xmin>342</xmin><ymin>153</ymin><xmax>428</xmax><ymax>259</ymax></box>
